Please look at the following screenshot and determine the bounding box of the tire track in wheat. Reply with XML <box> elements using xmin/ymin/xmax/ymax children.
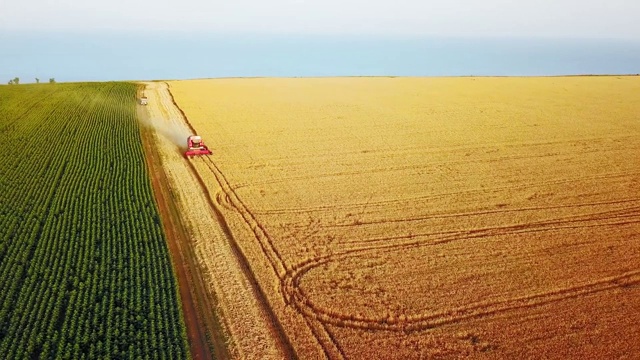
<box><xmin>279</xmin><ymin>199</ymin><xmax>640</xmax><ymax>332</ymax></box>
<box><xmin>199</xmin><ymin>156</ymin><xmax>341</xmax><ymax>358</ymax></box>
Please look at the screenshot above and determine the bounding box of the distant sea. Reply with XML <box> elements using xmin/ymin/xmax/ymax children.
<box><xmin>1</xmin><ymin>32</ymin><xmax>639</xmax><ymax>83</ymax></box>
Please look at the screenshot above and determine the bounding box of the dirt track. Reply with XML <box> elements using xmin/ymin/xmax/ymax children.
<box><xmin>138</xmin><ymin>82</ymin><xmax>290</xmax><ymax>359</ymax></box>
<box><xmin>138</xmin><ymin>119</ymin><xmax>211</xmax><ymax>360</ymax></box>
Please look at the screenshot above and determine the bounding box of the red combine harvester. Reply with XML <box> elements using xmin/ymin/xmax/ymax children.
<box><xmin>184</xmin><ymin>135</ymin><xmax>213</xmax><ymax>158</ymax></box>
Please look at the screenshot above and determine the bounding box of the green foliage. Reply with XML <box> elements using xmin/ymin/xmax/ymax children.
<box><xmin>0</xmin><ymin>83</ymin><xmax>190</xmax><ymax>359</ymax></box>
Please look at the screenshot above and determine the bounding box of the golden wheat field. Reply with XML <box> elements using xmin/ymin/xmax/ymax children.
<box><xmin>168</xmin><ymin>76</ymin><xmax>640</xmax><ymax>359</ymax></box>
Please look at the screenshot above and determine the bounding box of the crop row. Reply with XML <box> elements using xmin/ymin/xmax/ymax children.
<box><xmin>0</xmin><ymin>83</ymin><xmax>189</xmax><ymax>359</ymax></box>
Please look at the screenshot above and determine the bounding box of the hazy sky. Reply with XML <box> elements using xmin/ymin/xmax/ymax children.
<box><xmin>1</xmin><ymin>0</ymin><xmax>639</xmax><ymax>39</ymax></box>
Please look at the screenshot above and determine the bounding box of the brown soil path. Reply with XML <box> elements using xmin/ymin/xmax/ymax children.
<box><xmin>137</xmin><ymin>82</ymin><xmax>289</xmax><ymax>359</ymax></box>
<box><xmin>139</xmin><ymin>124</ymin><xmax>214</xmax><ymax>360</ymax></box>
<box><xmin>137</xmin><ymin>90</ymin><xmax>218</xmax><ymax>360</ymax></box>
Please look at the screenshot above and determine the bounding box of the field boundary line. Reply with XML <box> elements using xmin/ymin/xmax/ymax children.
<box><xmin>137</xmin><ymin>88</ymin><xmax>219</xmax><ymax>360</ymax></box>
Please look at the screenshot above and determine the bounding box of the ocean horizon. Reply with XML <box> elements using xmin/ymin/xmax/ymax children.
<box><xmin>1</xmin><ymin>32</ymin><xmax>639</xmax><ymax>83</ymax></box>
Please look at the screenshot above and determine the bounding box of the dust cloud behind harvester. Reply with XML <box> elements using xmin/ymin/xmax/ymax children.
<box><xmin>141</xmin><ymin>116</ymin><xmax>192</xmax><ymax>151</ymax></box>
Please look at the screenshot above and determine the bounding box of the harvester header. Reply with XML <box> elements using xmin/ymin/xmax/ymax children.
<box><xmin>184</xmin><ymin>135</ymin><xmax>213</xmax><ymax>158</ymax></box>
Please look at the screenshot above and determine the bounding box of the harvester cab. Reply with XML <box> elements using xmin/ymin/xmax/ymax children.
<box><xmin>139</xmin><ymin>96</ymin><xmax>148</xmax><ymax>105</ymax></box>
<box><xmin>185</xmin><ymin>135</ymin><xmax>213</xmax><ymax>158</ymax></box>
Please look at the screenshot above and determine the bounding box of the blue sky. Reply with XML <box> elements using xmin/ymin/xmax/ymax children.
<box><xmin>1</xmin><ymin>0</ymin><xmax>639</xmax><ymax>39</ymax></box>
<box><xmin>1</xmin><ymin>1</ymin><xmax>639</xmax><ymax>81</ymax></box>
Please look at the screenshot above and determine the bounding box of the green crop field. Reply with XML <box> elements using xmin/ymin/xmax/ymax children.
<box><xmin>0</xmin><ymin>83</ymin><xmax>189</xmax><ymax>359</ymax></box>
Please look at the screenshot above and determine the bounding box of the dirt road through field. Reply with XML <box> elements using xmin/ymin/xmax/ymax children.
<box><xmin>138</xmin><ymin>82</ymin><xmax>289</xmax><ymax>359</ymax></box>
